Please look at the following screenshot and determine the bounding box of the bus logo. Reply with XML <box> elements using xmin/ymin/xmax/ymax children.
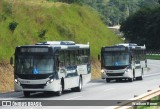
<box><xmin>33</xmin><ymin>68</ymin><xmax>39</xmax><ymax>75</ymax></box>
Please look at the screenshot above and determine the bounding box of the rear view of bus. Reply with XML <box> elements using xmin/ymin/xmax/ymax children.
<box><xmin>13</xmin><ymin>41</ymin><xmax>91</xmax><ymax>97</ymax></box>
<box><xmin>100</xmin><ymin>43</ymin><xmax>147</xmax><ymax>82</ymax></box>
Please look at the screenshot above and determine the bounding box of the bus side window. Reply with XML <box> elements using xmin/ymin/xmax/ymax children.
<box><xmin>77</xmin><ymin>50</ymin><xmax>81</xmax><ymax>65</ymax></box>
<box><xmin>79</xmin><ymin>50</ymin><xmax>82</xmax><ymax>65</ymax></box>
<box><xmin>55</xmin><ymin>54</ymin><xmax>59</xmax><ymax>72</ymax></box>
<box><xmin>70</xmin><ymin>50</ymin><xmax>75</xmax><ymax>66</ymax></box>
<box><xmin>59</xmin><ymin>51</ymin><xmax>65</xmax><ymax>67</ymax></box>
<box><xmin>66</xmin><ymin>51</ymin><xmax>70</xmax><ymax>66</ymax></box>
<box><xmin>75</xmin><ymin>50</ymin><xmax>78</xmax><ymax>65</ymax></box>
<box><xmin>87</xmin><ymin>49</ymin><xmax>90</xmax><ymax>64</ymax></box>
<box><xmin>83</xmin><ymin>49</ymin><xmax>89</xmax><ymax>64</ymax></box>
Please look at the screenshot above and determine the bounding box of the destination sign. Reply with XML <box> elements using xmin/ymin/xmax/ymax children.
<box><xmin>104</xmin><ymin>47</ymin><xmax>126</xmax><ymax>51</ymax></box>
<box><xmin>20</xmin><ymin>48</ymin><xmax>49</xmax><ymax>53</ymax></box>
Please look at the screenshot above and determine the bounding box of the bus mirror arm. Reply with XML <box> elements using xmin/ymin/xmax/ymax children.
<box><xmin>98</xmin><ymin>54</ymin><xmax>101</xmax><ymax>62</ymax></box>
<box><xmin>10</xmin><ymin>57</ymin><xmax>13</xmax><ymax>65</ymax></box>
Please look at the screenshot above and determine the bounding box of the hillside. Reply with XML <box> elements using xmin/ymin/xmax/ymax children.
<box><xmin>0</xmin><ymin>0</ymin><xmax>122</xmax><ymax>62</ymax></box>
<box><xmin>0</xmin><ymin>0</ymin><xmax>122</xmax><ymax>92</ymax></box>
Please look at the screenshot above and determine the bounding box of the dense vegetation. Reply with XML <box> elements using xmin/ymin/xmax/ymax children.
<box><xmin>48</xmin><ymin>0</ymin><xmax>160</xmax><ymax>26</ymax></box>
<box><xmin>0</xmin><ymin>0</ymin><xmax>122</xmax><ymax>63</ymax></box>
<box><xmin>120</xmin><ymin>5</ymin><xmax>160</xmax><ymax>50</ymax></box>
<box><xmin>49</xmin><ymin>0</ymin><xmax>160</xmax><ymax>49</ymax></box>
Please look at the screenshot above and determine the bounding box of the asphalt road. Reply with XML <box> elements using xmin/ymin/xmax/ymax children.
<box><xmin>0</xmin><ymin>59</ymin><xmax>160</xmax><ymax>109</ymax></box>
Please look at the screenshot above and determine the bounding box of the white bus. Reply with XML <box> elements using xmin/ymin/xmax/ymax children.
<box><xmin>99</xmin><ymin>43</ymin><xmax>147</xmax><ymax>82</ymax></box>
<box><xmin>13</xmin><ymin>41</ymin><xmax>91</xmax><ymax>97</ymax></box>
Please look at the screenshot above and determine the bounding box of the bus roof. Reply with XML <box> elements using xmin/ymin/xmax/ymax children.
<box><xmin>102</xmin><ymin>43</ymin><xmax>146</xmax><ymax>51</ymax></box>
<box><xmin>17</xmin><ymin>41</ymin><xmax>89</xmax><ymax>49</ymax></box>
<box><xmin>116</xmin><ymin>43</ymin><xmax>146</xmax><ymax>50</ymax></box>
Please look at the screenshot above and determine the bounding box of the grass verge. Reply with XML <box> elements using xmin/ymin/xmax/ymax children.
<box><xmin>138</xmin><ymin>96</ymin><xmax>160</xmax><ymax>109</ymax></box>
<box><xmin>146</xmin><ymin>55</ymin><xmax>160</xmax><ymax>60</ymax></box>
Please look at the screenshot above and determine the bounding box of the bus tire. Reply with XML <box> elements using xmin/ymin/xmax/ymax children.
<box><xmin>137</xmin><ymin>69</ymin><xmax>143</xmax><ymax>80</ymax></box>
<box><xmin>106</xmin><ymin>78</ymin><xmax>110</xmax><ymax>83</ymax></box>
<box><xmin>129</xmin><ymin>70</ymin><xmax>135</xmax><ymax>82</ymax></box>
<box><xmin>56</xmin><ymin>82</ymin><xmax>63</xmax><ymax>96</ymax></box>
<box><xmin>71</xmin><ymin>88</ymin><xmax>76</xmax><ymax>92</ymax></box>
<box><xmin>139</xmin><ymin>76</ymin><xmax>143</xmax><ymax>80</ymax></box>
<box><xmin>128</xmin><ymin>78</ymin><xmax>133</xmax><ymax>82</ymax></box>
<box><xmin>129</xmin><ymin>73</ymin><xmax>134</xmax><ymax>82</ymax></box>
<box><xmin>75</xmin><ymin>77</ymin><xmax>82</xmax><ymax>92</ymax></box>
<box><xmin>23</xmin><ymin>91</ymin><xmax>30</xmax><ymax>97</ymax></box>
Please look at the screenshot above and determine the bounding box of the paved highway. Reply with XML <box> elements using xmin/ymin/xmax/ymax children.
<box><xmin>0</xmin><ymin>59</ymin><xmax>160</xmax><ymax>109</ymax></box>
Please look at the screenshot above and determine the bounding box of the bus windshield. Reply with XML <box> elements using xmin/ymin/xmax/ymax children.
<box><xmin>103</xmin><ymin>52</ymin><xmax>129</xmax><ymax>66</ymax></box>
<box><xmin>15</xmin><ymin>55</ymin><xmax>53</xmax><ymax>74</ymax></box>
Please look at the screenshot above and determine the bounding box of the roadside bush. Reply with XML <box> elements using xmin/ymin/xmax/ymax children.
<box><xmin>9</xmin><ymin>21</ymin><xmax>18</xmax><ymax>32</ymax></box>
<box><xmin>38</xmin><ymin>29</ymin><xmax>47</xmax><ymax>39</ymax></box>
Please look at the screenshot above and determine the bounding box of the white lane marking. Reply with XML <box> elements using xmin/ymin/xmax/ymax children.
<box><xmin>1</xmin><ymin>98</ymin><xmax>20</xmax><ymax>100</ymax></box>
<box><xmin>104</xmin><ymin>88</ymin><xmax>115</xmax><ymax>92</ymax></box>
<box><xmin>65</xmin><ymin>96</ymin><xmax>82</xmax><ymax>100</ymax></box>
<box><xmin>144</xmin><ymin>72</ymin><xmax>160</xmax><ymax>77</ymax></box>
<box><xmin>0</xmin><ymin>96</ymin><xmax>23</xmax><ymax>100</ymax></box>
<box><xmin>103</xmin><ymin>106</ymin><xmax>118</xmax><ymax>109</ymax></box>
<box><xmin>1</xmin><ymin>98</ymin><xmax>16</xmax><ymax>100</ymax></box>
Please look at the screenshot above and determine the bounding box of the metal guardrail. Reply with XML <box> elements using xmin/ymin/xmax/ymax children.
<box><xmin>113</xmin><ymin>87</ymin><xmax>160</xmax><ymax>109</ymax></box>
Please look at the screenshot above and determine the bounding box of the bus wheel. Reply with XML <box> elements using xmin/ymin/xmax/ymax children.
<box><xmin>128</xmin><ymin>77</ymin><xmax>133</xmax><ymax>82</ymax></box>
<box><xmin>129</xmin><ymin>70</ymin><xmax>135</xmax><ymax>82</ymax></box>
<box><xmin>56</xmin><ymin>83</ymin><xmax>63</xmax><ymax>96</ymax></box>
<box><xmin>23</xmin><ymin>91</ymin><xmax>30</xmax><ymax>97</ymax></box>
<box><xmin>138</xmin><ymin>69</ymin><xmax>143</xmax><ymax>80</ymax></box>
<box><xmin>139</xmin><ymin>74</ymin><xmax>143</xmax><ymax>80</ymax></box>
<box><xmin>76</xmin><ymin>77</ymin><xmax>82</xmax><ymax>92</ymax></box>
<box><xmin>106</xmin><ymin>78</ymin><xmax>110</xmax><ymax>83</ymax></box>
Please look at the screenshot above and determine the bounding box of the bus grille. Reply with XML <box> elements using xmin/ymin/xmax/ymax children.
<box><xmin>106</xmin><ymin>73</ymin><xmax>124</xmax><ymax>76</ymax></box>
<box><xmin>21</xmin><ymin>84</ymin><xmax>45</xmax><ymax>89</ymax></box>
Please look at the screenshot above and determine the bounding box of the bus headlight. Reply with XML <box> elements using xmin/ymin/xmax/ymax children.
<box><xmin>101</xmin><ymin>69</ymin><xmax>104</xmax><ymax>73</ymax></box>
<box><xmin>15</xmin><ymin>79</ymin><xmax>20</xmax><ymax>85</ymax></box>
<box><xmin>49</xmin><ymin>79</ymin><xmax>54</xmax><ymax>83</ymax></box>
<box><xmin>46</xmin><ymin>79</ymin><xmax>54</xmax><ymax>85</ymax></box>
<box><xmin>15</xmin><ymin>79</ymin><xmax>18</xmax><ymax>83</ymax></box>
<box><xmin>125</xmin><ymin>69</ymin><xmax>130</xmax><ymax>72</ymax></box>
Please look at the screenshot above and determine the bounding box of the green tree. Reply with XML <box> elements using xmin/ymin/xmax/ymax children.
<box><xmin>50</xmin><ymin>0</ymin><xmax>160</xmax><ymax>26</ymax></box>
<box><xmin>106</xmin><ymin>0</ymin><xmax>141</xmax><ymax>26</ymax></box>
<box><xmin>139</xmin><ymin>0</ymin><xmax>160</xmax><ymax>8</ymax></box>
<box><xmin>120</xmin><ymin>7</ymin><xmax>160</xmax><ymax>50</ymax></box>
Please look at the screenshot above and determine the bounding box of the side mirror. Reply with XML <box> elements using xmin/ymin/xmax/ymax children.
<box><xmin>10</xmin><ymin>57</ymin><xmax>13</xmax><ymax>65</ymax></box>
<box><xmin>98</xmin><ymin>54</ymin><xmax>101</xmax><ymax>61</ymax></box>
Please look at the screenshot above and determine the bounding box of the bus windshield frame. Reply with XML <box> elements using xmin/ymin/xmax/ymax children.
<box><xmin>102</xmin><ymin>51</ymin><xmax>130</xmax><ymax>67</ymax></box>
<box><xmin>15</xmin><ymin>54</ymin><xmax>54</xmax><ymax>75</ymax></box>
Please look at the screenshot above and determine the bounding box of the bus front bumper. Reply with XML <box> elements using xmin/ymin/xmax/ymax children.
<box><xmin>101</xmin><ymin>71</ymin><xmax>133</xmax><ymax>79</ymax></box>
<box><xmin>14</xmin><ymin>78</ymin><xmax>61</xmax><ymax>92</ymax></box>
